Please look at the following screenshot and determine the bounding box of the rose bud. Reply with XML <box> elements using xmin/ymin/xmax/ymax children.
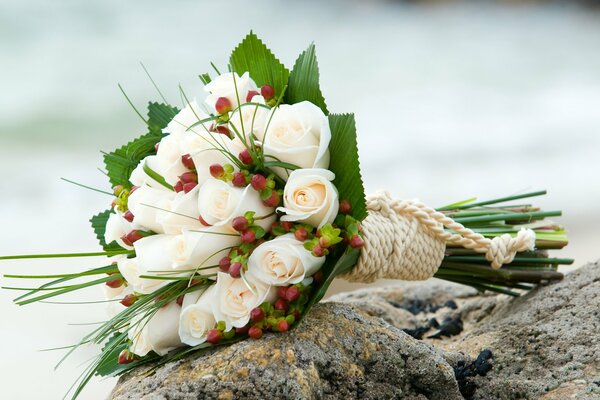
<box><xmin>277</xmin><ymin>286</ymin><xmax>288</xmax><ymax>299</ymax></box>
<box><xmin>276</xmin><ymin>319</ymin><xmax>290</xmax><ymax>333</ymax></box>
<box><xmin>285</xmin><ymin>286</ymin><xmax>301</xmax><ymax>303</ymax></box>
<box><xmin>339</xmin><ymin>200</ymin><xmax>352</xmax><ymax>215</ymax></box>
<box><xmin>294</xmin><ymin>227</ymin><xmax>308</xmax><ymax>241</ymax></box>
<box><xmin>209</xmin><ymin>163</ymin><xmax>224</xmax><ymax>178</ymax></box>
<box><xmin>239</xmin><ymin>149</ymin><xmax>253</xmax><ymax>165</ymax></box>
<box><xmin>120</xmin><ymin>294</ymin><xmax>138</xmax><ymax>307</ymax></box>
<box><xmin>206</xmin><ymin>329</ymin><xmax>222</xmax><ymax>344</ymax></box>
<box><xmin>181</xmin><ymin>154</ymin><xmax>195</xmax><ymax>169</ymax></box>
<box><xmin>250</xmin><ymin>307</ymin><xmax>265</xmax><ymax>322</ymax></box>
<box><xmin>261</xmin><ymin>85</ymin><xmax>275</xmax><ymax>100</ymax></box>
<box><xmin>219</xmin><ymin>256</ymin><xmax>231</xmax><ymax>272</ymax></box>
<box><xmin>179</xmin><ymin>171</ymin><xmax>198</xmax><ymax>184</ymax></box>
<box><xmin>106</xmin><ymin>277</ymin><xmax>124</xmax><ymax>289</ymax></box>
<box><xmin>123</xmin><ymin>210</ymin><xmax>134</xmax><ymax>223</ymax></box>
<box><xmin>118</xmin><ymin>350</ymin><xmax>135</xmax><ymax>365</ymax></box>
<box><xmin>174</xmin><ymin>180</ymin><xmax>184</xmax><ymax>193</ymax></box>
<box><xmin>262</xmin><ymin>191</ymin><xmax>280</xmax><ymax>207</ymax></box>
<box><xmin>248</xmin><ymin>326</ymin><xmax>263</xmax><ymax>340</ymax></box>
<box><xmin>250</xmin><ymin>174</ymin><xmax>267</xmax><ymax>191</ymax></box>
<box><xmin>215</xmin><ymin>97</ymin><xmax>232</xmax><ymax>114</ymax></box>
<box><xmin>229</xmin><ymin>262</ymin><xmax>242</xmax><ymax>278</ymax></box>
<box><xmin>246</xmin><ymin>90</ymin><xmax>260</xmax><ymax>102</ymax></box>
<box><xmin>232</xmin><ymin>172</ymin><xmax>246</xmax><ymax>187</ymax></box>
<box><xmin>349</xmin><ymin>235</ymin><xmax>365</xmax><ymax>249</ymax></box>
<box><xmin>274</xmin><ymin>298</ymin><xmax>288</xmax><ymax>312</ymax></box>
<box><xmin>232</xmin><ymin>216</ymin><xmax>249</xmax><ymax>232</ymax></box>
<box><xmin>183</xmin><ymin>182</ymin><xmax>197</xmax><ymax>193</ymax></box>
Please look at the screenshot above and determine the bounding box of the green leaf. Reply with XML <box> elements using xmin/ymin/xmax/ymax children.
<box><xmin>147</xmin><ymin>102</ymin><xmax>179</xmax><ymax>135</ymax></box>
<box><xmin>230</xmin><ymin>32</ymin><xmax>289</xmax><ymax>99</ymax></box>
<box><xmin>90</xmin><ymin>210</ymin><xmax>124</xmax><ymax>252</ymax></box>
<box><xmin>328</xmin><ymin>114</ymin><xmax>367</xmax><ymax>221</ymax></box>
<box><xmin>285</xmin><ymin>43</ymin><xmax>328</xmax><ymax>114</ymax></box>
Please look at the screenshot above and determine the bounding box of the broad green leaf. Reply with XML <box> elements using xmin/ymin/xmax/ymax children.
<box><xmin>147</xmin><ymin>102</ymin><xmax>179</xmax><ymax>135</ymax></box>
<box><xmin>230</xmin><ymin>32</ymin><xmax>289</xmax><ymax>98</ymax></box>
<box><xmin>328</xmin><ymin>113</ymin><xmax>367</xmax><ymax>221</ymax></box>
<box><xmin>90</xmin><ymin>210</ymin><xmax>124</xmax><ymax>252</ymax></box>
<box><xmin>285</xmin><ymin>43</ymin><xmax>328</xmax><ymax>114</ymax></box>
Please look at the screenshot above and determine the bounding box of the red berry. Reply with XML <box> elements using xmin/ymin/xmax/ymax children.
<box><xmin>174</xmin><ymin>180</ymin><xmax>184</xmax><ymax>193</ymax></box>
<box><xmin>123</xmin><ymin>210</ymin><xmax>134</xmax><ymax>223</ymax></box>
<box><xmin>281</xmin><ymin>221</ymin><xmax>294</xmax><ymax>232</ymax></box>
<box><xmin>209</xmin><ymin>164</ymin><xmax>224</xmax><ymax>178</ymax></box>
<box><xmin>229</xmin><ymin>262</ymin><xmax>242</xmax><ymax>278</ymax></box>
<box><xmin>262</xmin><ymin>191</ymin><xmax>280</xmax><ymax>207</ymax></box>
<box><xmin>232</xmin><ymin>216</ymin><xmax>249</xmax><ymax>232</ymax></box>
<box><xmin>339</xmin><ymin>200</ymin><xmax>352</xmax><ymax>214</ymax></box>
<box><xmin>319</xmin><ymin>236</ymin><xmax>331</xmax><ymax>248</ymax></box>
<box><xmin>248</xmin><ymin>326</ymin><xmax>263</xmax><ymax>340</ymax></box>
<box><xmin>176</xmin><ymin>295</ymin><xmax>184</xmax><ymax>306</ymax></box>
<box><xmin>124</xmin><ymin>230</ymin><xmax>143</xmax><ymax>244</ymax></box>
<box><xmin>250</xmin><ymin>307</ymin><xmax>265</xmax><ymax>322</ymax></box>
<box><xmin>180</xmin><ymin>171</ymin><xmax>198</xmax><ymax>184</ymax></box>
<box><xmin>274</xmin><ymin>298</ymin><xmax>289</xmax><ymax>312</ymax></box>
<box><xmin>276</xmin><ymin>319</ymin><xmax>290</xmax><ymax>332</ymax></box>
<box><xmin>219</xmin><ymin>257</ymin><xmax>231</xmax><ymax>272</ymax></box>
<box><xmin>312</xmin><ymin>245</ymin><xmax>326</xmax><ymax>257</ymax></box>
<box><xmin>294</xmin><ymin>228</ymin><xmax>308</xmax><ymax>241</ymax></box>
<box><xmin>118</xmin><ymin>350</ymin><xmax>135</xmax><ymax>365</ymax></box>
<box><xmin>277</xmin><ymin>286</ymin><xmax>288</xmax><ymax>299</ymax></box>
<box><xmin>313</xmin><ymin>270</ymin><xmax>324</xmax><ymax>284</ymax></box>
<box><xmin>246</xmin><ymin>90</ymin><xmax>260</xmax><ymax>102</ymax></box>
<box><xmin>120</xmin><ymin>294</ymin><xmax>137</xmax><ymax>307</ymax></box>
<box><xmin>181</xmin><ymin>154</ymin><xmax>195</xmax><ymax>169</ymax></box>
<box><xmin>239</xmin><ymin>149</ymin><xmax>253</xmax><ymax>165</ymax></box>
<box><xmin>250</xmin><ymin>174</ymin><xmax>267</xmax><ymax>191</ymax></box>
<box><xmin>199</xmin><ymin>215</ymin><xmax>212</xmax><ymax>226</ymax></box>
<box><xmin>232</xmin><ymin>172</ymin><xmax>246</xmax><ymax>187</ymax></box>
<box><xmin>214</xmin><ymin>125</ymin><xmax>230</xmax><ymax>136</ymax></box>
<box><xmin>215</xmin><ymin>97</ymin><xmax>232</xmax><ymax>114</ymax></box>
<box><xmin>206</xmin><ymin>329</ymin><xmax>222</xmax><ymax>344</ymax></box>
<box><xmin>241</xmin><ymin>230</ymin><xmax>256</xmax><ymax>243</ymax></box>
<box><xmin>285</xmin><ymin>286</ymin><xmax>301</xmax><ymax>302</ymax></box>
<box><xmin>261</xmin><ymin>85</ymin><xmax>275</xmax><ymax>100</ymax></box>
<box><xmin>106</xmin><ymin>278</ymin><xmax>124</xmax><ymax>288</ymax></box>
<box><xmin>183</xmin><ymin>182</ymin><xmax>197</xmax><ymax>193</ymax></box>
<box><xmin>235</xmin><ymin>325</ymin><xmax>250</xmax><ymax>335</ymax></box>
<box><xmin>349</xmin><ymin>235</ymin><xmax>365</xmax><ymax>249</ymax></box>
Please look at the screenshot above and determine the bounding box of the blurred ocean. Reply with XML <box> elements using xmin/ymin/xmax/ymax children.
<box><xmin>1</xmin><ymin>0</ymin><xmax>599</xmax><ymax>398</ymax></box>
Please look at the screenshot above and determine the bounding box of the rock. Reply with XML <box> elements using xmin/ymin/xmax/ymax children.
<box><xmin>112</xmin><ymin>261</ymin><xmax>600</xmax><ymax>400</ymax></box>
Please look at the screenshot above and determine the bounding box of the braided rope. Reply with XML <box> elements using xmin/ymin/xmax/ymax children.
<box><xmin>340</xmin><ymin>191</ymin><xmax>536</xmax><ymax>283</ymax></box>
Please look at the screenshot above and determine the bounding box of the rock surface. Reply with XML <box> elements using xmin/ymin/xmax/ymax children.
<box><xmin>112</xmin><ymin>261</ymin><xmax>600</xmax><ymax>400</ymax></box>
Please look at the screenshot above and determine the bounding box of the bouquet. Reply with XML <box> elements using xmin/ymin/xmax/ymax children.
<box><xmin>1</xmin><ymin>33</ymin><xmax>572</xmax><ymax>399</ymax></box>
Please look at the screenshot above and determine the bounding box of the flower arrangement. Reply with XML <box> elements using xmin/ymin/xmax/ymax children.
<box><xmin>1</xmin><ymin>32</ymin><xmax>572</xmax><ymax>399</ymax></box>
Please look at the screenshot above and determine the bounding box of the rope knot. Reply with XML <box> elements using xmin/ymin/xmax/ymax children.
<box><xmin>486</xmin><ymin>228</ymin><xmax>536</xmax><ymax>269</ymax></box>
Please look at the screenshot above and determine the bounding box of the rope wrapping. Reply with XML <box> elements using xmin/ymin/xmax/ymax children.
<box><xmin>340</xmin><ymin>191</ymin><xmax>537</xmax><ymax>283</ymax></box>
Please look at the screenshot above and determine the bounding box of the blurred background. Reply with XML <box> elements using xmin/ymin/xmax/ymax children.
<box><xmin>1</xmin><ymin>0</ymin><xmax>599</xmax><ymax>398</ymax></box>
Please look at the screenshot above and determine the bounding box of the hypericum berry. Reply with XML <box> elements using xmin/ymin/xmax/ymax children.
<box><xmin>209</xmin><ymin>163</ymin><xmax>224</xmax><ymax>178</ymax></box>
<box><xmin>281</xmin><ymin>221</ymin><xmax>294</xmax><ymax>232</ymax></box>
<box><xmin>120</xmin><ymin>294</ymin><xmax>138</xmax><ymax>307</ymax></box>
<box><xmin>235</xmin><ymin>325</ymin><xmax>250</xmax><ymax>335</ymax></box>
<box><xmin>250</xmin><ymin>174</ymin><xmax>267</xmax><ymax>191</ymax></box>
<box><xmin>241</xmin><ymin>230</ymin><xmax>256</xmax><ymax>243</ymax></box>
<box><xmin>232</xmin><ymin>172</ymin><xmax>246</xmax><ymax>187</ymax></box>
<box><xmin>294</xmin><ymin>228</ymin><xmax>308</xmax><ymax>241</ymax></box>
<box><xmin>262</xmin><ymin>191</ymin><xmax>280</xmax><ymax>207</ymax></box>
<box><xmin>180</xmin><ymin>171</ymin><xmax>198</xmax><ymax>184</ymax></box>
<box><xmin>183</xmin><ymin>182</ymin><xmax>197</xmax><ymax>193</ymax></box>
<box><xmin>232</xmin><ymin>216</ymin><xmax>249</xmax><ymax>232</ymax></box>
<box><xmin>276</xmin><ymin>319</ymin><xmax>290</xmax><ymax>333</ymax></box>
<box><xmin>174</xmin><ymin>181</ymin><xmax>184</xmax><ymax>193</ymax></box>
<box><xmin>124</xmin><ymin>230</ymin><xmax>143</xmax><ymax>245</ymax></box>
<box><xmin>239</xmin><ymin>149</ymin><xmax>252</xmax><ymax>165</ymax></box>
<box><xmin>250</xmin><ymin>307</ymin><xmax>265</xmax><ymax>322</ymax></box>
<box><xmin>181</xmin><ymin>154</ymin><xmax>195</xmax><ymax>169</ymax></box>
<box><xmin>229</xmin><ymin>262</ymin><xmax>242</xmax><ymax>278</ymax></box>
<box><xmin>246</xmin><ymin>90</ymin><xmax>260</xmax><ymax>102</ymax></box>
<box><xmin>339</xmin><ymin>200</ymin><xmax>352</xmax><ymax>214</ymax></box>
<box><xmin>248</xmin><ymin>326</ymin><xmax>263</xmax><ymax>340</ymax></box>
<box><xmin>118</xmin><ymin>350</ymin><xmax>135</xmax><ymax>365</ymax></box>
<box><xmin>313</xmin><ymin>270</ymin><xmax>324</xmax><ymax>284</ymax></box>
<box><xmin>274</xmin><ymin>298</ymin><xmax>289</xmax><ymax>312</ymax></box>
<box><xmin>349</xmin><ymin>235</ymin><xmax>365</xmax><ymax>249</ymax></box>
<box><xmin>285</xmin><ymin>286</ymin><xmax>301</xmax><ymax>302</ymax></box>
<box><xmin>214</xmin><ymin>125</ymin><xmax>230</xmax><ymax>136</ymax></box>
<box><xmin>123</xmin><ymin>210</ymin><xmax>134</xmax><ymax>223</ymax></box>
<box><xmin>112</xmin><ymin>185</ymin><xmax>124</xmax><ymax>196</ymax></box>
<box><xmin>206</xmin><ymin>329</ymin><xmax>222</xmax><ymax>344</ymax></box>
<box><xmin>219</xmin><ymin>257</ymin><xmax>231</xmax><ymax>272</ymax></box>
<box><xmin>277</xmin><ymin>286</ymin><xmax>288</xmax><ymax>299</ymax></box>
<box><xmin>312</xmin><ymin>245</ymin><xmax>326</xmax><ymax>257</ymax></box>
<box><xmin>106</xmin><ymin>277</ymin><xmax>124</xmax><ymax>288</ymax></box>
<box><xmin>215</xmin><ymin>97</ymin><xmax>232</xmax><ymax>114</ymax></box>
<box><xmin>199</xmin><ymin>215</ymin><xmax>212</xmax><ymax>227</ymax></box>
<box><xmin>319</xmin><ymin>236</ymin><xmax>331</xmax><ymax>248</ymax></box>
<box><xmin>261</xmin><ymin>85</ymin><xmax>275</xmax><ymax>100</ymax></box>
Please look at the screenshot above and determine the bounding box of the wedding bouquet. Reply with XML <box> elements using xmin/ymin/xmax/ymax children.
<box><xmin>1</xmin><ymin>33</ymin><xmax>572</xmax><ymax>398</ymax></box>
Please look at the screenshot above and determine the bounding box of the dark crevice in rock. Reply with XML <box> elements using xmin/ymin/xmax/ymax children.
<box><xmin>403</xmin><ymin>318</ymin><xmax>440</xmax><ymax>339</ymax></box>
<box><xmin>428</xmin><ymin>315</ymin><xmax>464</xmax><ymax>339</ymax></box>
<box><xmin>453</xmin><ymin>349</ymin><xmax>494</xmax><ymax>399</ymax></box>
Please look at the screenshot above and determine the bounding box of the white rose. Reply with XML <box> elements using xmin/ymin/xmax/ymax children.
<box><xmin>259</xmin><ymin>101</ymin><xmax>331</xmax><ymax>178</ymax></box>
<box><xmin>248</xmin><ymin>234</ymin><xmax>325</xmax><ymax>286</ymax></box>
<box><xmin>277</xmin><ymin>168</ymin><xmax>339</xmax><ymax>228</ymax></box>
<box><xmin>158</xmin><ymin>185</ymin><xmax>203</xmax><ymax>235</ymax></box>
<box><xmin>227</xmin><ymin>95</ymin><xmax>269</xmax><ymax>141</ymax></box>
<box><xmin>197</xmin><ymin>178</ymin><xmax>275</xmax><ymax>231</ymax></box>
<box><xmin>178</xmin><ymin>285</ymin><xmax>217</xmax><ymax>346</ymax></box>
<box><xmin>104</xmin><ymin>211</ymin><xmax>135</xmax><ymax>250</ymax></box>
<box><xmin>212</xmin><ymin>272</ymin><xmax>276</xmax><ymax>330</ymax></box>
<box><xmin>117</xmin><ymin>255</ymin><xmax>171</xmax><ymax>295</ymax></box>
<box><xmin>104</xmin><ymin>285</ymin><xmax>134</xmax><ymax>330</ymax></box>
<box><xmin>163</xmin><ymin>100</ymin><xmax>208</xmax><ymax>136</ymax></box>
<box><xmin>205</xmin><ymin>72</ymin><xmax>258</xmax><ymax>111</ymax></box>
<box><xmin>130</xmin><ymin>154</ymin><xmax>185</xmax><ymax>189</ymax></box>
<box><xmin>127</xmin><ymin>185</ymin><xmax>176</xmax><ymax>234</ymax></box>
<box><xmin>129</xmin><ymin>302</ymin><xmax>182</xmax><ymax>356</ymax></box>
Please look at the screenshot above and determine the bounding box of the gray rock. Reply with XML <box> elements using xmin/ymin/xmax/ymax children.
<box><xmin>112</xmin><ymin>261</ymin><xmax>600</xmax><ymax>400</ymax></box>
